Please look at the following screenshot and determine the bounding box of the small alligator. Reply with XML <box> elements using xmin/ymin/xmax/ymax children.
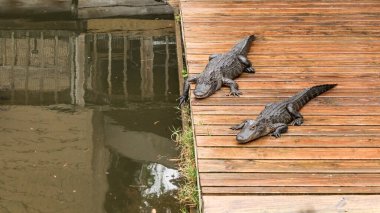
<box><xmin>179</xmin><ymin>35</ymin><xmax>256</xmax><ymax>106</ymax></box>
<box><xmin>231</xmin><ymin>84</ymin><xmax>337</xmax><ymax>143</ymax></box>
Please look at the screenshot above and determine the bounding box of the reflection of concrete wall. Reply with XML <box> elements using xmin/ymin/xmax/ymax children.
<box><xmin>0</xmin><ymin>106</ymin><xmax>109</xmax><ymax>213</ymax></box>
<box><xmin>0</xmin><ymin>32</ymin><xmax>71</xmax><ymax>67</ymax></box>
<box><xmin>0</xmin><ymin>67</ymin><xmax>70</xmax><ymax>91</ymax></box>
<box><xmin>0</xmin><ymin>32</ymin><xmax>72</xmax><ymax>91</ymax></box>
<box><xmin>0</xmin><ymin>31</ymin><xmax>74</xmax><ymax>105</ymax></box>
<box><xmin>140</xmin><ymin>37</ymin><xmax>154</xmax><ymax>99</ymax></box>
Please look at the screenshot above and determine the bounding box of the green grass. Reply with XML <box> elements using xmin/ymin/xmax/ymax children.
<box><xmin>172</xmin><ymin>106</ymin><xmax>199</xmax><ymax>212</ymax></box>
<box><xmin>182</xmin><ymin>68</ymin><xmax>188</xmax><ymax>78</ymax></box>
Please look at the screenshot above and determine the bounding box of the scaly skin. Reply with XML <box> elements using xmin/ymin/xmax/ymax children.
<box><xmin>231</xmin><ymin>84</ymin><xmax>337</xmax><ymax>143</ymax></box>
<box><xmin>179</xmin><ymin>35</ymin><xmax>256</xmax><ymax>106</ymax></box>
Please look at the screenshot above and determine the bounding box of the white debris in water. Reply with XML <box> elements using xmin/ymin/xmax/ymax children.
<box><xmin>143</xmin><ymin>163</ymin><xmax>179</xmax><ymax>196</ymax></box>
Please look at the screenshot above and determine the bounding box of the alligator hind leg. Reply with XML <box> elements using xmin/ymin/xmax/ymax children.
<box><xmin>237</xmin><ymin>55</ymin><xmax>255</xmax><ymax>73</ymax></box>
<box><xmin>286</xmin><ymin>103</ymin><xmax>304</xmax><ymax>126</ymax></box>
<box><xmin>222</xmin><ymin>77</ymin><xmax>242</xmax><ymax>96</ymax></box>
<box><xmin>270</xmin><ymin>123</ymin><xmax>288</xmax><ymax>138</ymax></box>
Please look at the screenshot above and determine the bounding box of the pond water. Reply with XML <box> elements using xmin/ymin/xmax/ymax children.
<box><xmin>0</xmin><ymin>17</ymin><xmax>181</xmax><ymax>213</ymax></box>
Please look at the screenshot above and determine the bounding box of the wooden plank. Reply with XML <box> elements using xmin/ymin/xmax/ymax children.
<box><xmin>182</xmin><ymin>1</ymin><xmax>380</xmax><ymax>7</ymax></box>
<box><xmin>187</xmin><ymin>43</ymin><xmax>380</xmax><ymax>53</ymax></box>
<box><xmin>192</xmin><ymin>105</ymin><xmax>380</xmax><ymax>115</ymax></box>
<box><xmin>182</xmin><ymin>8</ymin><xmax>380</xmax><ymax>16</ymax></box>
<box><xmin>198</xmin><ymin>159</ymin><xmax>380</xmax><ymax>173</ymax></box>
<box><xmin>187</xmin><ymin>73</ymin><xmax>380</xmax><ymax>82</ymax></box>
<box><xmin>203</xmin><ymin>195</ymin><xmax>380</xmax><ymax>212</ymax></box>
<box><xmin>197</xmin><ymin>147</ymin><xmax>380</xmax><ymax>160</ymax></box>
<box><xmin>183</xmin><ymin>24</ymin><xmax>380</xmax><ymax>31</ymax></box>
<box><xmin>196</xmin><ymin>135</ymin><xmax>380</xmax><ymax>148</ymax></box>
<box><xmin>186</xmin><ymin>39</ymin><xmax>380</xmax><ymax>45</ymax></box>
<box><xmin>189</xmin><ymin>61</ymin><xmax>379</xmax><ymax>67</ymax></box>
<box><xmin>184</xmin><ymin>36</ymin><xmax>380</xmax><ymax>43</ymax></box>
<box><xmin>188</xmin><ymin>66</ymin><xmax>380</xmax><ymax>74</ymax></box>
<box><xmin>190</xmin><ymin>96</ymin><xmax>380</xmax><ymax>106</ymax></box>
<box><xmin>200</xmin><ymin>173</ymin><xmax>380</xmax><ymax>186</ymax></box>
<box><xmin>194</xmin><ymin>115</ymin><xmax>380</xmax><ymax>126</ymax></box>
<box><xmin>185</xmin><ymin>16</ymin><xmax>380</xmax><ymax>23</ymax></box>
<box><xmin>201</xmin><ymin>88</ymin><xmax>380</xmax><ymax>97</ymax></box>
<box><xmin>183</xmin><ymin>21</ymin><xmax>380</xmax><ymax>29</ymax></box>
<box><xmin>186</xmin><ymin>54</ymin><xmax>380</xmax><ymax>66</ymax></box>
<box><xmin>203</xmin><ymin>187</ymin><xmax>380</xmax><ymax>195</ymax></box>
<box><xmin>195</xmin><ymin>125</ymin><xmax>380</xmax><ymax>136</ymax></box>
<box><xmin>183</xmin><ymin>29</ymin><xmax>380</xmax><ymax>37</ymax></box>
<box><xmin>183</xmin><ymin>0</ymin><xmax>380</xmax><ymax>2</ymax></box>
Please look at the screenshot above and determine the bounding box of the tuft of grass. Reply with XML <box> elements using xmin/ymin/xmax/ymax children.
<box><xmin>172</xmin><ymin>106</ymin><xmax>199</xmax><ymax>212</ymax></box>
<box><xmin>182</xmin><ymin>68</ymin><xmax>188</xmax><ymax>78</ymax></box>
<box><xmin>175</xmin><ymin>14</ymin><xmax>181</xmax><ymax>23</ymax></box>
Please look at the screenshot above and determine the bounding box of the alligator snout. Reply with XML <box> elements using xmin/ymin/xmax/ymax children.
<box><xmin>236</xmin><ymin>134</ymin><xmax>246</xmax><ymax>142</ymax></box>
<box><xmin>193</xmin><ymin>90</ymin><xmax>206</xmax><ymax>98</ymax></box>
<box><xmin>193</xmin><ymin>83</ymin><xmax>217</xmax><ymax>99</ymax></box>
<box><xmin>236</xmin><ymin>133</ymin><xmax>251</xmax><ymax>144</ymax></box>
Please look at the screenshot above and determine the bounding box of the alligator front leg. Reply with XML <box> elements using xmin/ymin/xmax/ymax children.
<box><xmin>230</xmin><ymin>119</ymin><xmax>256</xmax><ymax>130</ymax></box>
<box><xmin>270</xmin><ymin>123</ymin><xmax>288</xmax><ymax>138</ymax></box>
<box><xmin>222</xmin><ymin>77</ymin><xmax>242</xmax><ymax>97</ymax></box>
<box><xmin>286</xmin><ymin>103</ymin><xmax>304</xmax><ymax>126</ymax></box>
<box><xmin>178</xmin><ymin>75</ymin><xmax>198</xmax><ymax>106</ymax></box>
<box><xmin>237</xmin><ymin>55</ymin><xmax>255</xmax><ymax>73</ymax></box>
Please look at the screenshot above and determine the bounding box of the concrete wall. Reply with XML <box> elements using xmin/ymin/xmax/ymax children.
<box><xmin>0</xmin><ymin>0</ymin><xmax>74</xmax><ymax>18</ymax></box>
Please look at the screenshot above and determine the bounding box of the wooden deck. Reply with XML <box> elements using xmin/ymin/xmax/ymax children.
<box><xmin>179</xmin><ymin>0</ymin><xmax>380</xmax><ymax>212</ymax></box>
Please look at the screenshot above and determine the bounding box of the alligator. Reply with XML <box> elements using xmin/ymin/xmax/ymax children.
<box><xmin>178</xmin><ymin>35</ymin><xmax>256</xmax><ymax>106</ymax></box>
<box><xmin>231</xmin><ymin>84</ymin><xmax>337</xmax><ymax>143</ymax></box>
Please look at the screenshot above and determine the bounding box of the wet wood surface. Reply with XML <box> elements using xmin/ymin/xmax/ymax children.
<box><xmin>180</xmin><ymin>0</ymin><xmax>380</xmax><ymax>212</ymax></box>
<box><xmin>203</xmin><ymin>195</ymin><xmax>380</xmax><ymax>212</ymax></box>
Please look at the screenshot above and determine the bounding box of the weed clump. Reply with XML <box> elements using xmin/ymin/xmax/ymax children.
<box><xmin>172</xmin><ymin>106</ymin><xmax>199</xmax><ymax>213</ymax></box>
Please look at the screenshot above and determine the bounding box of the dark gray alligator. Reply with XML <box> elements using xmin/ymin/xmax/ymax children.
<box><xmin>179</xmin><ymin>35</ymin><xmax>256</xmax><ymax>106</ymax></box>
<box><xmin>231</xmin><ymin>84</ymin><xmax>337</xmax><ymax>143</ymax></box>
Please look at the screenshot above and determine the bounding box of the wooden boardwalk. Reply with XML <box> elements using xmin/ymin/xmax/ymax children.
<box><xmin>179</xmin><ymin>0</ymin><xmax>380</xmax><ymax>212</ymax></box>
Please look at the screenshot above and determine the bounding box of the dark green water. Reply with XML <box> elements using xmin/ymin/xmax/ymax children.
<box><xmin>0</xmin><ymin>18</ymin><xmax>181</xmax><ymax>213</ymax></box>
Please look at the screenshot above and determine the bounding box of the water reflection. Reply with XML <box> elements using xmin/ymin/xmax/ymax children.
<box><xmin>0</xmin><ymin>18</ymin><xmax>180</xmax><ymax>212</ymax></box>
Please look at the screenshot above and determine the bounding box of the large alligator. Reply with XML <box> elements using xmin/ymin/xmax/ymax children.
<box><xmin>178</xmin><ymin>35</ymin><xmax>256</xmax><ymax>106</ymax></box>
<box><xmin>231</xmin><ymin>84</ymin><xmax>337</xmax><ymax>143</ymax></box>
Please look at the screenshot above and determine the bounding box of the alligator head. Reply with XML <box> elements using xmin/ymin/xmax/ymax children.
<box><xmin>235</xmin><ymin>119</ymin><xmax>273</xmax><ymax>143</ymax></box>
<box><xmin>193</xmin><ymin>72</ymin><xmax>222</xmax><ymax>99</ymax></box>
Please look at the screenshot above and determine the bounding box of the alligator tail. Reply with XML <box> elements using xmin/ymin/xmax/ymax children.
<box><xmin>291</xmin><ymin>84</ymin><xmax>337</xmax><ymax>111</ymax></box>
<box><xmin>231</xmin><ymin>34</ymin><xmax>256</xmax><ymax>55</ymax></box>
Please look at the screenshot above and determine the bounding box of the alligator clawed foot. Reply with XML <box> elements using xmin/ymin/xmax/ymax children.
<box><xmin>271</xmin><ymin>132</ymin><xmax>281</xmax><ymax>138</ymax></box>
<box><xmin>230</xmin><ymin>125</ymin><xmax>240</xmax><ymax>130</ymax></box>
<box><xmin>291</xmin><ymin>119</ymin><xmax>303</xmax><ymax>126</ymax></box>
<box><xmin>227</xmin><ymin>91</ymin><xmax>242</xmax><ymax>97</ymax></box>
<box><xmin>245</xmin><ymin>67</ymin><xmax>255</xmax><ymax>73</ymax></box>
<box><xmin>178</xmin><ymin>95</ymin><xmax>188</xmax><ymax>107</ymax></box>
